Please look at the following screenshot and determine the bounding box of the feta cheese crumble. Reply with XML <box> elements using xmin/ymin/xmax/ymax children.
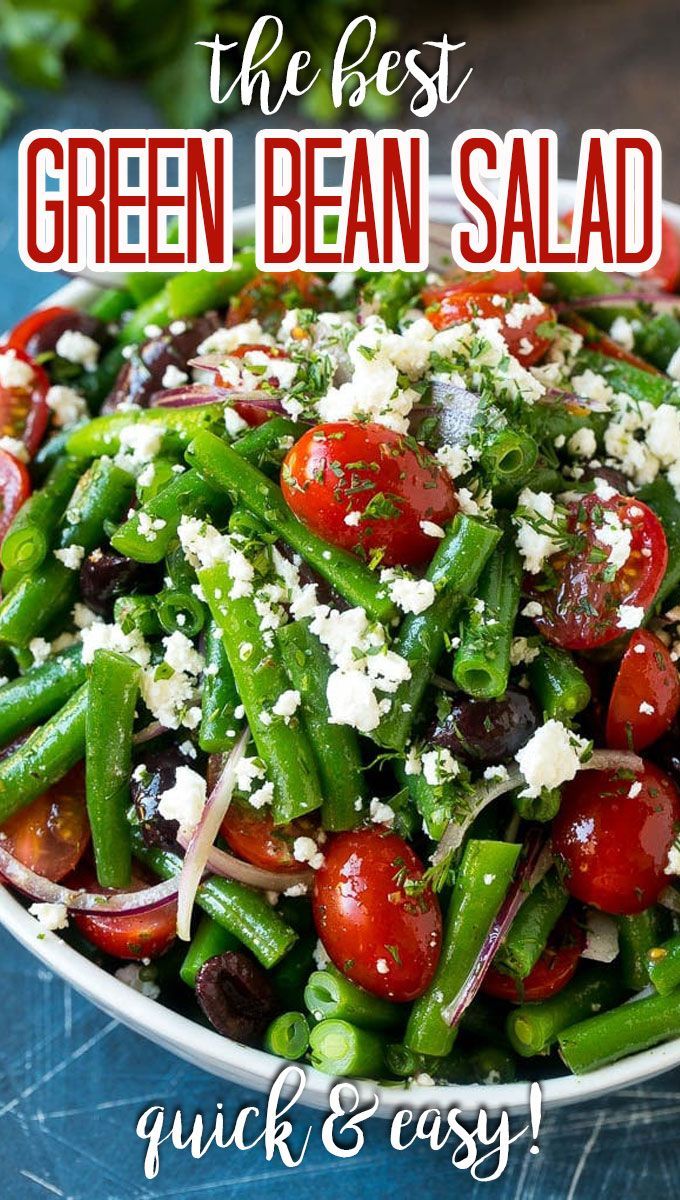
<box><xmin>515</xmin><ymin>720</ymin><xmax>589</xmax><ymax>798</ymax></box>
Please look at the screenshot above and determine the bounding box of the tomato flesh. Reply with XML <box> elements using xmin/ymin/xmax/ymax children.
<box><xmin>312</xmin><ymin>827</ymin><xmax>442</xmax><ymax>1002</ymax></box>
<box><xmin>642</xmin><ymin>218</ymin><xmax>680</xmax><ymax>293</ymax></box>
<box><xmin>482</xmin><ymin>918</ymin><xmax>585</xmax><ymax>1002</ymax></box>
<box><xmin>228</xmin><ymin>271</ymin><xmax>332</xmax><ymax>331</ymax></box>
<box><xmin>71</xmin><ymin>866</ymin><xmax>177</xmax><ymax>960</ymax></box>
<box><xmin>424</xmin><ymin>290</ymin><xmax>556</xmax><ymax>366</ymax></box>
<box><xmin>0</xmin><ymin>347</ymin><xmax>50</xmax><ymax>458</ymax></box>
<box><xmin>606</xmin><ymin>630</ymin><xmax>680</xmax><ymax>752</ymax></box>
<box><xmin>565</xmin><ymin>314</ymin><xmax>661</xmax><ymax>375</ymax></box>
<box><xmin>220</xmin><ymin>799</ymin><xmax>320</xmax><ymax>873</ymax></box>
<box><xmin>552</xmin><ymin>763</ymin><xmax>680</xmax><ymax>915</ymax></box>
<box><xmin>0</xmin><ymin>766</ymin><xmax>89</xmax><ymax>882</ymax></box>
<box><xmin>0</xmin><ymin>448</ymin><xmax>31</xmax><ymax>544</ymax></box>
<box><xmin>422</xmin><ymin>268</ymin><xmax>544</xmax><ymax>303</ymax></box>
<box><xmin>282</xmin><ymin>422</ymin><xmax>458</xmax><ymax>568</ymax></box>
<box><xmin>528</xmin><ymin>492</ymin><xmax>667</xmax><ymax>651</ymax></box>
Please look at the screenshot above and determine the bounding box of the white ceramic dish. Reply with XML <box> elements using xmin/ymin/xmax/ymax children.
<box><xmin>2</xmin><ymin>176</ymin><xmax>680</xmax><ymax>1117</ymax></box>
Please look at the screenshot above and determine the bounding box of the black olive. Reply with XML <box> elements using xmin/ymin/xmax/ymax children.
<box><xmin>24</xmin><ymin>310</ymin><xmax>107</xmax><ymax>359</ymax></box>
<box><xmin>79</xmin><ymin>545</ymin><xmax>161</xmax><ymax>616</ymax></box>
<box><xmin>195</xmin><ymin>951</ymin><xmax>278</xmax><ymax>1043</ymax></box>
<box><xmin>102</xmin><ymin>313</ymin><xmax>221</xmax><ymax>412</ymax></box>
<box><xmin>580</xmin><ymin>464</ymin><xmax>631</xmax><ymax>495</ymax></box>
<box><xmin>650</xmin><ymin>717</ymin><xmax>680</xmax><ymax>785</ymax></box>
<box><xmin>131</xmin><ymin>745</ymin><xmax>197</xmax><ymax>851</ymax></box>
<box><xmin>428</xmin><ymin>687</ymin><xmax>540</xmax><ymax>766</ymax></box>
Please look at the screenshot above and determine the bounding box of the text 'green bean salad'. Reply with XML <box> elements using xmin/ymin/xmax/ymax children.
<box><xmin>1</xmin><ymin>227</ymin><xmax>680</xmax><ymax>1087</ymax></box>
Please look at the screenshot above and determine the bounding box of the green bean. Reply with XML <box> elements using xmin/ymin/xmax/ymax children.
<box><xmin>549</xmin><ymin>271</ymin><xmax>680</xmax><ymax>370</ymax></box>
<box><xmin>0</xmin><ymin>683</ymin><xmax>88</xmax><ymax>821</ymax></box>
<box><xmin>460</xmin><ymin>994</ymin><xmax>513</xmax><ymax>1049</ymax></box>
<box><xmin>527</xmin><ymin>643</ymin><xmax>591</xmax><ymax>721</ymax></box>
<box><xmin>186</xmin><ymin>429</ymin><xmax>397</xmax><ymax>624</ymax></box>
<box><xmin>635</xmin><ymin>310</ymin><xmax>680</xmax><ymax>371</ymax></box>
<box><xmin>179</xmin><ymin>916</ymin><xmax>239</xmax><ymax>988</ymax></box>
<box><xmin>495</xmin><ymin>870</ymin><xmax>569</xmax><ymax>980</ymax></box>
<box><xmin>405</xmin><ymin>839</ymin><xmax>521</xmax><ymax>1057</ymax></box>
<box><xmin>0</xmin><ymin>644</ymin><xmax>86</xmax><ymax>746</ymax></box>
<box><xmin>88</xmin><ymin>287</ymin><xmax>133</xmax><ymax>322</ymax></box>
<box><xmin>574</xmin><ymin>349</ymin><xmax>679</xmax><ymax>408</ymax></box>
<box><xmin>118</xmin><ymin>251</ymin><xmax>257</xmax><ymax>345</ymax></box>
<box><xmin>136</xmin><ymin>458</ymin><xmax>182</xmax><ymax>505</ymax></box>
<box><xmin>156</xmin><ymin>588</ymin><xmax>205</xmax><ymax>637</ymax></box>
<box><xmin>452</xmin><ymin>531</ymin><xmax>521</xmax><ymax>699</ymax></box>
<box><xmin>648</xmin><ymin>931</ymin><xmax>680</xmax><ymax>996</ymax></box>
<box><xmin>200</xmin><ymin>562</ymin><xmax>323</xmax><ymax>824</ymax></box>
<box><xmin>304</xmin><ymin>966</ymin><xmax>405</xmax><ymax>1031</ymax></box>
<box><xmin>264</xmin><ymin>1012</ymin><xmax>310</xmax><ymax>1061</ymax></box>
<box><xmin>309</xmin><ymin>1019</ymin><xmax>388</xmax><ymax>1078</ymax></box>
<box><xmin>272</xmin><ymin>936</ymin><xmax>316</xmax><ymax>1008</ymax></box>
<box><xmin>374</xmin><ymin>516</ymin><xmax>502</xmax><ymax>750</ymax></box>
<box><xmin>78</xmin><ymin>346</ymin><xmax>127</xmax><ymax>413</ymax></box>
<box><xmin>506</xmin><ymin>964</ymin><xmax>624</xmax><ymax>1057</ymax></box>
<box><xmin>114</xmin><ymin>594</ymin><xmax>163</xmax><ymax>637</ymax></box>
<box><xmin>482</xmin><ymin>427</ymin><xmax>538</xmax><ymax>488</ymax></box>
<box><xmin>638</xmin><ymin>477</ymin><xmax>680</xmax><ymax>609</ymax></box>
<box><xmin>360</xmin><ymin>270</ymin><xmax>425</xmax><ymax>326</ymax></box>
<box><xmin>0</xmin><ymin>459</ymin><xmax>133</xmax><ymax>646</ymax></box>
<box><xmin>86</xmin><ymin>650</ymin><xmax>139</xmax><ymax>887</ymax></box>
<box><xmin>396</xmin><ymin>761</ymin><xmax>458</xmax><ymax>841</ymax></box>
<box><xmin>198</xmin><ymin>617</ymin><xmax>244</xmax><ymax>754</ymax></box>
<box><xmin>385</xmin><ymin>1041</ymin><xmax>515</xmax><ymax>1083</ymax></box>
<box><xmin>558</xmin><ymin>989</ymin><xmax>680</xmax><ymax>1074</ymax></box>
<box><xmin>618</xmin><ymin>908</ymin><xmax>667</xmax><ymax>991</ymax></box>
<box><xmin>124</xmin><ymin>272</ymin><xmax>174</xmax><ymax>305</ymax></box>
<box><xmin>65</xmin><ymin>403</ymin><xmax>228</xmax><ymax>459</ymax></box>
<box><xmin>513</xmin><ymin>786</ymin><xmax>561</xmax><ymax>823</ymax></box>
<box><xmin>276</xmin><ymin>619</ymin><xmax>364</xmax><ymax>830</ymax></box>
<box><xmin>133</xmin><ymin>838</ymin><xmax>297</xmax><ymax>968</ymax></box>
<box><xmin>0</xmin><ymin>456</ymin><xmax>83</xmax><ymax>579</ymax></box>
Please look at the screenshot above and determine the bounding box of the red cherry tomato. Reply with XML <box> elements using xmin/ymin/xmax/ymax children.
<box><xmin>219</xmin><ymin>343</ymin><xmax>291</xmax><ymax>427</ymax></box>
<box><xmin>0</xmin><ymin>766</ymin><xmax>89</xmax><ymax>882</ymax></box>
<box><xmin>312</xmin><ymin>827</ymin><xmax>442</xmax><ymax>1002</ymax></box>
<box><xmin>0</xmin><ymin>448</ymin><xmax>31</xmax><ymax>544</ymax></box>
<box><xmin>424</xmin><ymin>290</ymin><xmax>556</xmax><ymax>366</ymax></box>
<box><xmin>71</xmin><ymin>866</ymin><xmax>177</xmax><ymax>960</ymax></box>
<box><xmin>282</xmin><ymin>422</ymin><xmax>458</xmax><ymax>568</ymax></box>
<box><xmin>482</xmin><ymin>918</ymin><xmax>585</xmax><ymax>1002</ymax></box>
<box><xmin>0</xmin><ymin>347</ymin><xmax>50</xmax><ymax>458</ymax></box>
<box><xmin>5</xmin><ymin>306</ymin><xmax>77</xmax><ymax>353</ymax></box>
<box><xmin>227</xmin><ymin>271</ymin><xmax>332</xmax><ymax>331</ymax></box>
<box><xmin>606</xmin><ymin>630</ymin><xmax>680</xmax><ymax>752</ymax></box>
<box><xmin>565</xmin><ymin>314</ymin><xmax>661</xmax><ymax>375</ymax></box>
<box><xmin>528</xmin><ymin>492</ymin><xmax>667</xmax><ymax>651</ymax></box>
<box><xmin>422</xmin><ymin>268</ymin><xmax>544</xmax><ymax>304</ymax></box>
<box><xmin>643</xmin><ymin>217</ymin><xmax>680</xmax><ymax>292</ymax></box>
<box><xmin>220</xmin><ymin>800</ymin><xmax>320</xmax><ymax>873</ymax></box>
<box><xmin>552</xmin><ymin>763</ymin><xmax>680</xmax><ymax>915</ymax></box>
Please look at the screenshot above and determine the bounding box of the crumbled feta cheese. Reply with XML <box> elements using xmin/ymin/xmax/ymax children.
<box><xmin>272</xmin><ymin>689</ymin><xmax>301</xmax><ymax>722</ymax></box>
<box><xmin>224</xmin><ymin>407</ymin><xmax>248</xmax><ymax>437</ymax></box>
<box><xmin>161</xmin><ymin>364</ymin><xmax>188</xmax><ymax>389</ymax></box>
<box><xmin>515</xmin><ymin>719</ymin><xmax>589</xmax><ymax>798</ymax></box>
<box><xmin>521</xmin><ymin>600</ymin><xmax>543</xmax><ymax>619</ymax></box>
<box><xmin>617</xmin><ymin>604</ymin><xmax>645</xmax><ymax>630</ymax></box>
<box><xmin>81</xmin><ymin>621</ymin><xmax>150</xmax><ymax>668</ymax></box>
<box><xmin>115</xmin><ymin>963</ymin><xmax>161</xmax><ymax>1000</ymax></box>
<box><xmin>515</xmin><ymin>489</ymin><xmax>563</xmax><ymax>574</ymax></box>
<box><xmin>665</xmin><ymin>844</ymin><xmax>680</xmax><ymax>876</ymax></box>
<box><xmin>55</xmin><ymin>330</ymin><xmax>100</xmax><ymax>370</ymax></box>
<box><xmin>117</xmin><ymin>423</ymin><xmax>164</xmax><ymax>464</ymax></box>
<box><xmin>435</xmin><ymin>443</ymin><xmax>471</xmax><ymax>480</ymax></box>
<box><xmin>380</xmin><ymin>569</ymin><xmax>435</xmax><ymax>615</ymax></box>
<box><xmin>582</xmin><ymin>910</ymin><xmax>619</xmax><ymax>963</ymax></box>
<box><xmin>0</xmin><ymin>435</ymin><xmax>29</xmax><ymax>462</ymax></box>
<box><xmin>369</xmin><ymin>797</ymin><xmax>396</xmax><ymax>826</ymax></box>
<box><xmin>567</xmin><ymin>427</ymin><xmax>597</xmax><ymax>459</ymax></box>
<box><xmin>420</xmin><ymin>520</ymin><xmax>446</xmax><ymax>539</ymax></box>
<box><xmin>46</xmin><ymin>385</ymin><xmax>88</xmax><ymax>428</ymax></box>
<box><xmin>594</xmin><ymin>510</ymin><xmax>632</xmax><ymax>572</ymax></box>
<box><xmin>639</xmin><ymin>700</ymin><xmax>655</xmax><ymax>715</ymax></box>
<box><xmin>313</xmin><ymin>940</ymin><xmax>330</xmax><ymax>970</ymax></box>
<box><xmin>29</xmin><ymin>902</ymin><xmax>68</xmax><ymax>931</ymax></box>
<box><xmin>326</xmin><ymin>667</ymin><xmax>381</xmax><ymax>733</ymax></box>
<box><xmin>0</xmin><ymin>349</ymin><xmax>34</xmax><ymax>389</ymax></box>
<box><xmin>422</xmin><ymin>747</ymin><xmax>460</xmax><ymax>787</ymax></box>
<box><xmin>609</xmin><ymin>316</ymin><xmax>635</xmax><ymax>352</ymax></box>
<box><xmin>667</xmin><ymin>346</ymin><xmax>680</xmax><ymax>382</ymax></box>
<box><xmin>157</xmin><ymin>765</ymin><xmax>207</xmax><ymax>835</ymax></box>
<box><xmin>483</xmin><ymin>764</ymin><xmax>510</xmax><ymax>782</ymax></box>
<box><xmin>375</xmin><ymin>958</ymin><xmax>390</xmax><ymax>975</ymax></box>
<box><xmin>54</xmin><ymin>544</ymin><xmax>85</xmax><ymax>571</ymax></box>
<box><xmin>293</xmin><ymin>836</ymin><xmax>325</xmax><ymax>870</ymax></box>
<box><xmin>28</xmin><ymin>636</ymin><xmax>52</xmax><ymax>666</ymax></box>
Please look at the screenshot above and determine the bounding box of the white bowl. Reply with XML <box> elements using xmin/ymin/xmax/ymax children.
<box><xmin>2</xmin><ymin>176</ymin><xmax>680</xmax><ymax>1117</ymax></box>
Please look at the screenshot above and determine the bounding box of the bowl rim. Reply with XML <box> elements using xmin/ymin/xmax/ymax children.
<box><xmin>2</xmin><ymin>174</ymin><xmax>680</xmax><ymax>1117</ymax></box>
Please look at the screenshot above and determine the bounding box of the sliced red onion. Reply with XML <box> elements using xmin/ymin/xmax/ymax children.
<box><xmin>176</xmin><ymin>728</ymin><xmax>249</xmax><ymax>941</ymax></box>
<box><xmin>178</xmin><ymin>840</ymin><xmax>312</xmax><ymax>893</ymax></box>
<box><xmin>150</xmin><ymin>383</ymin><xmax>232</xmax><ymax>408</ymax></box>
<box><xmin>133</xmin><ymin>721</ymin><xmax>168</xmax><ymax>746</ymax></box>
<box><xmin>433</xmin><ymin>749</ymin><xmax>643</xmax><ymax>866</ymax></box>
<box><xmin>441</xmin><ymin>830</ymin><xmax>551</xmax><ymax>1028</ymax></box>
<box><xmin>557</xmin><ymin>292</ymin><xmax>679</xmax><ymax>310</ymax></box>
<box><xmin>0</xmin><ymin>843</ymin><xmax>178</xmax><ymax>914</ymax></box>
<box><xmin>659</xmin><ymin>885</ymin><xmax>680</xmax><ymax>913</ymax></box>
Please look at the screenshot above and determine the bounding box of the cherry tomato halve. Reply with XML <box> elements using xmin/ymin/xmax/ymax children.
<box><xmin>228</xmin><ymin>271</ymin><xmax>332</xmax><ymax>332</ymax></box>
<box><xmin>0</xmin><ymin>766</ymin><xmax>89</xmax><ymax>882</ymax></box>
<box><xmin>0</xmin><ymin>448</ymin><xmax>31</xmax><ymax>544</ymax></box>
<box><xmin>642</xmin><ymin>217</ymin><xmax>680</xmax><ymax>292</ymax></box>
<box><xmin>606</xmin><ymin>630</ymin><xmax>680</xmax><ymax>752</ymax></box>
<box><xmin>565</xmin><ymin>314</ymin><xmax>661</xmax><ymax>376</ymax></box>
<box><xmin>528</xmin><ymin>492</ymin><xmax>668</xmax><ymax>651</ymax></box>
<box><xmin>312</xmin><ymin>827</ymin><xmax>442</xmax><ymax>1002</ymax></box>
<box><xmin>220</xmin><ymin>797</ymin><xmax>320</xmax><ymax>873</ymax></box>
<box><xmin>218</xmin><ymin>343</ymin><xmax>290</xmax><ymax>427</ymax></box>
<box><xmin>424</xmin><ymin>290</ymin><xmax>556</xmax><ymax>366</ymax></box>
<box><xmin>0</xmin><ymin>347</ymin><xmax>50</xmax><ymax>458</ymax></box>
<box><xmin>71</xmin><ymin>866</ymin><xmax>177</xmax><ymax>960</ymax></box>
<box><xmin>552</xmin><ymin>763</ymin><xmax>680</xmax><ymax>915</ymax></box>
<box><xmin>422</xmin><ymin>268</ymin><xmax>545</xmax><ymax>303</ymax></box>
<box><xmin>282</xmin><ymin>422</ymin><xmax>458</xmax><ymax>568</ymax></box>
<box><xmin>482</xmin><ymin>917</ymin><xmax>585</xmax><ymax>1002</ymax></box>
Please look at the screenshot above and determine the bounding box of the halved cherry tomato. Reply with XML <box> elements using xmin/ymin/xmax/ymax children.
<box><xmin>281</xmin><ymin>422</ymin><xmax>458</xmax><ymax>568</ymax></box>
<box><xmin>564</xmin><ymin>313</ymin><xmax>661</xmax><ymax>375</ymax></box>
<box><xmin>482</xmin><ymin>918</ymin><xmax>585</xmax><ymax>1002</ymax></box>
<box><xmin>218</xmin><ymin>343</ymin><xmax>290</xmax><ymax>427</ymax></box>
<box><xmin>5</xmin><ymin>305</ymin><xmax>78</xmax><ymax>354</ymax></box>
<box><xmin>528</xmin><ymin>492</ymin><xmax>667</xmax><ymax>651</ymax></box>
<box><xmin>0</xmin><ymin>448</ymin><xmax>31</xmax><ymax>544</ymax></box>
<box><xmin>228</xmin><ymin>271</ymin><xmax>332</xmax><ymax>331</ymax></box>
<box><xmin>312</xmin><ymin>827</ymin><xmax>442</xmax><ymax>1002</ymax></box>
<box><xmin>71</xmin><ymin>865</ymin><xmax>177</xmax><ymax>959</ymax></box>
<box><xmin>0</xmin><ymin>766</ymin><xmax>89</xmax><ymax>882</ymax></box>
<box><xmin>606</xmin><ymin>630</ymin><xmax>680</xmax><ymax>752</ymax></box>
<box><xmin>220</xmin><ymin>799</ymin><xmax>320</xmax><ymax>873</ymax></box>
<box><xmin>422</xmin><ymin>268</ymin><xmax>544</xmax><ymax>305</ymax></box>
<box><xmin>643</xmin><ymin>217</ymin><xmax>680</xmax><ymax>292</ymax></box>
<box><xmin>552</xmin><ymin>762</ymin><xmax>680</xmax><ymax>915</ymax></box>
<box><xmin>0</xmin><ymin>347</ymin><xmax>50</xmax><ymax>457</ymax></box>
<box><xmin>424</xmin><ymin>290</ymin><xmax>556</xmax><ymax>366</ymax></box>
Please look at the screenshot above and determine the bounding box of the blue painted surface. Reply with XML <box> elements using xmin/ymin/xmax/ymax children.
<box><xmin>2</xmin><ymin>74</ymin><xmax>680</xmax><ymax>1200</ymax></box>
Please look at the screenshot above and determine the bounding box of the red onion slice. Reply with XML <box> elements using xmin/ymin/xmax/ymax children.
<box><xmin>176</xmin><ymin>839</ymin><xmax>312</xmax><ymax>893</ymax></box>
<box><xmin>0</xmin><ymin>843</ymin><xmax>178</xmax><ymax>914</ymax></box>
<box><xmin>150</xmin><ymin>383</ymin><xmax>232</xmax><ymax>409</ymax></box>
<box><xmin>557</xmin><ymin>292</ymin><xmax>680</xmax><ymax>310</ymax></box>
<box><xmin>176</xmin><ymin>729</ymin><xmax>249</xmax><ymax>941</ymax></box>
<box><xmin>441</xmin><ymin>830</ymin><xmax>551</xmax><ymax>1028</ymax></box>
<box><xmin>133</xmin><ymin>721</ymin><xmax>168</xmax><ymax>746</ymax></box>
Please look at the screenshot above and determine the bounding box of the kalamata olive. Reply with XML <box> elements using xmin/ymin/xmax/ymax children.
<box><xmin>25</xmin><ymin>310</ymin><xmax>107</xmax><ymax>359</ymax></box>
<box><xmin>102</xmin><ymin>313</ymin><xmax>220</xmax><ymax>412</ymax></box>
<box><xmin>428</xmin><ymin>687</ymin><xmax>540</xmax><ymax>766</ymax></box>
<box><xmin>580</xmin><ymin>464</ymin><xmax>632</xmax><ymax>495</ymax></box>
<box><xmin>195</xmin><ymin>951</ymin><xmax>278</xmax><ymax>1043</ymax></box>
<box><xmin>651</xmin><ymin>716</ymin><xmax>680</xmax><ymax>785</ymax></box>
<box><xmin>79</xmin><ymin>545</ymin><xmax>161</xmax><ymax>616</ymax></box>
<box><xmin>131</xmin><ymin>745</ymin><xmax>198</xmax><ymax>851</ymax></box>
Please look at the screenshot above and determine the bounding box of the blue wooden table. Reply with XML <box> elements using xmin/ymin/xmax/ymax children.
<box><xmin>2</xmin><ymin>63</ymin><xmax>680</xmax><ymax>1200</ymax></box>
